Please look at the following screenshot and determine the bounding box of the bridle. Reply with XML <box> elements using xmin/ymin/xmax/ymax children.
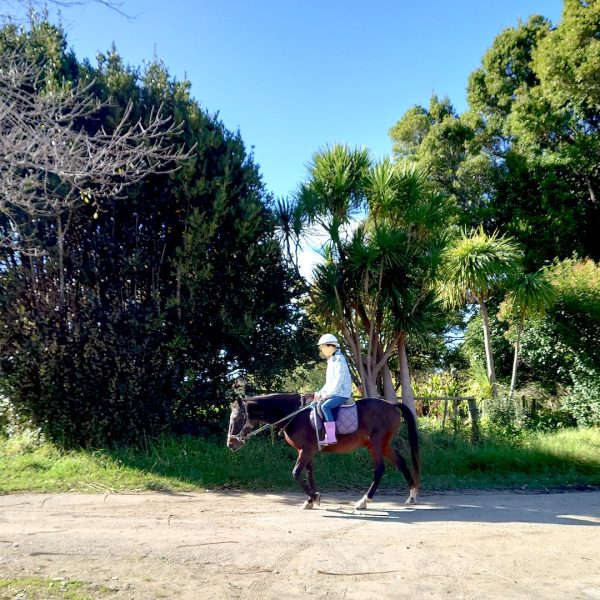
<box><xmin>228</xmin><ymin>394</ymin><xmax>311</xmax><ymax>445</ymax></box>
<box><xmin>228</xmin><ymin>400</ymin><xmax>252</xmax><ymax>444</ymax></box>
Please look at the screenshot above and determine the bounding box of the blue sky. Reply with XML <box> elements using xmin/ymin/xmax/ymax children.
<box><xmin>55</xmin><ymin>0</ymin><xmax>563</xmax><ymax>203</ymax></box>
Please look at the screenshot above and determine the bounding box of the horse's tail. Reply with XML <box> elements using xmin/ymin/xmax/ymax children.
<box><xmin>396</xmin><ymin>403</ymin><xmax>421</xmax><ymax>488</ymax></box>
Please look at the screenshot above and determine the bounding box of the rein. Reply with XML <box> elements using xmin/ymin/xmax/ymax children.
<box><xmin>230</xmin><ymin>396</ymin><xmax>311</xmax><ymax>444</ymax></box>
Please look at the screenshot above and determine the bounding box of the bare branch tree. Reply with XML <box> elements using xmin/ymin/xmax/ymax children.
<box><xmin>0</xmin><ymin>49</ymin><xmax>190</xmax><ymax>302</ymax></box>
<box><xmin>1</xmin><ymin>0</ymin><xmax>130</xmax><ymax>23</ymax></box>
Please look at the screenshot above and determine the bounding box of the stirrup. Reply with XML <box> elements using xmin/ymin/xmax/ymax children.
<box><xmin>317</xmin><ymin>429</ymin><xmax>328</xmax><ymax>445</ymax></box>
<box><xmin>318</xmin><ymin>434</ymin><xmax>334</xmax><ymax>446</ymax></box>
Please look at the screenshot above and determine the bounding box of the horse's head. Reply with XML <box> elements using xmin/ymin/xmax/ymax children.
<box><xmin>226</xmin><ymin>398</ymin><xmax>252</xmax><ymax>450</ymax></box>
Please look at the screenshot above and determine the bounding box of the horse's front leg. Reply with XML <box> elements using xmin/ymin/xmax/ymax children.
<box><xmin>306</xmin><ymin>460</ymin><xmax>320</xmax><ymax>507</ymax></box>
<box><xmin>292</xmin><ymin>449</ymin><xmax>319</xmax><ymax>509</ymax></box>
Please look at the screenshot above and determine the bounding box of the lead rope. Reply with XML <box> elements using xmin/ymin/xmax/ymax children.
<box><xmin>313</xmin><ymin>403</ymin><xmax>322</xmax><ymax>451</ymax></box>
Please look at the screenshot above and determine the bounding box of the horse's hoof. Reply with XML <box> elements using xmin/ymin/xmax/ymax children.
<box><xmin>313</xmin><ymin>492</ymin><xmax>321</xmax><ymax>506</ymax></box>
<box><xmin>405</xmin><ymin>488</ymin><xmax>418</xmax><ymax>505</ymax></box>
<box><xmin>301</xmin><ymin>499</ymin><xmax>314</xmax><ymax>510</ymax></box>
<box><xmin>354</xmin><ymin>495</ymin><xmax>368</xmax><ymax>510</ymax></box>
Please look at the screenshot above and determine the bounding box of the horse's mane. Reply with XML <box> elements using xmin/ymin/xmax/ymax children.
<box><xmin>246</xmin><ymin>392</ymin><xmax>300</xmax><ymax>402</ymax></box>
<box><xmin>244</xmin><ymin>392</ymin><xmax>302</xmax><ymax>420</ymax></box>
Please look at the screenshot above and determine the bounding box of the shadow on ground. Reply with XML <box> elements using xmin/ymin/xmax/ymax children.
<box><xmin>263</xmin><ymin>489</ymin><xmax>600</xmax><ymax>527</ymax></box>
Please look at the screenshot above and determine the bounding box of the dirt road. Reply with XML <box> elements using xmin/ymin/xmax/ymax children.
<box><xmin>1</xmin><ymin>489</ymin><xmax>599</xmax><ymax>599</ymax></box>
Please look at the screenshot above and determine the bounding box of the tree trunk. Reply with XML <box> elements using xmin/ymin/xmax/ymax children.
<box><xmin>587</xmin><ymin>177</ymin><xmax>597</xmax><ymax>205</ymax></box>
<box><xmin>361</xmin><ymin>326</ymin><xmax>380</xmax><ymax>399</ymax></box>
<box><xmin>397</xmin><ymin>335</ymin><xmax>417</xmax><ymax>419</ymax></box>
<box><xmin>509</xmin><ymin>322</ymin><xmax>522</xmax><ymax>410</ymax></box>
<box><xmin>382</xmin><ymin>363</ymin><xmax>396</xmax><ymax>403</ymax></box>
<box><xmin>342</xmin><ymin>328</ymin><xmax>369</xmax><ymax>396</ymax></box>
<box><xmin>28</xmin><ymin>254</ymin><xmax>39</xmax><ymax>311</ymax></box>
<box><xmin>57</xmin><ymin>214</ymin><xmax>65</xmax><ymax>310</ymax></box>
<box><xmin>176</xmin><ymin>266</ymin><xmax>182</xmax><ymax>323</ymax></box>
<box><xmin>362</xmin><ymin>371</ymin><xmax>379</xmax><ymax>398</ymax></box>
<box><xmin>479</xmin><ymin>300</ymin><xmax>498</xmax><ymax>398</ymax></box>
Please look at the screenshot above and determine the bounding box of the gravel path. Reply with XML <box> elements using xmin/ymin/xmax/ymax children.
<box><xmin>1</xmin><ymin>490</ymin><xmax>599</xmax><ymax>599</ymax></box>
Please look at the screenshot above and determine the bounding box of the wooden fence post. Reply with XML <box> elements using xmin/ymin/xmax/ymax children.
<box><xmin>452</xmin><ymin>398</ymin><xmax>459</xmax><ymax>433</ymax></box>
<box><xmin>466</xmin><ymin>397</ymin><xmax>480</xmax><ymax>443</ymax></box>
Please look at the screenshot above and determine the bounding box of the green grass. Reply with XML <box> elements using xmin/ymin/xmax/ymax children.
<box><xmin>417</xmin><ymin>426</ymin><xmax>600</xmax><ymax>491</ymax></box>
<box><xmin>1</xmin><ymin>426</ymin><xmax>599</xmax><ymax>495</ymax></box>
<box><xmin>0</xmin><ymin>577</ymin><xmax>103</xmax><ymax>600</ymax></box>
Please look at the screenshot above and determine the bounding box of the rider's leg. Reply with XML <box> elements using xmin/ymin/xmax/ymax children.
<box><xmin>320</xmin><ymin>396</ymin><xmax>347</xmax><ymax>444</ymax></box>
<box><xmin>324</xmin><ymin>421</ymin><xmax>337</xmax><ymax>444</ymax></box>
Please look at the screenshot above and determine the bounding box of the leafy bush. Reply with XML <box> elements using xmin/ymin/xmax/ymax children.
<box><xmin>0</xmin><ymin>21</ymin><xmax>313</xmax><ymax>447</ymax></box>
<box><xmin>483</xmin><ymin>395</ymin><xmax>519</xmax><ymax>437</ymax></box>
<box><xmin>493</xmin><ymin>258</ymin><xmax>600</xmax><ymax>426</ymax></box>
<box><xmin>0</xmin><ymin>395</ymin><xmax>9</xmax><ymax>433</ymax></box>
<box><xmin>563</xmin><ymin>371</ymin><xmax>600</xmax><ymax>427</ymax></box>
<box><xmin>523</xmin><ymin>407</ymin><xmax>577</xmax><ymax>432</ymax></box>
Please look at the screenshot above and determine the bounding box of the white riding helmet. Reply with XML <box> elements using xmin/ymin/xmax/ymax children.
<box><xmin>317</xmin><ymin>333</ymin><xmax>339</xmax><ymax>347</ymax></box>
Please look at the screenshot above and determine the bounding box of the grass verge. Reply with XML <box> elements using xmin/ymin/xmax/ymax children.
<box><xmin>0</xmin><ymin>577</ymin><xmax>105</xmax><ymax>600</ymax></box>
<box><xmin>1</xmin><ymin>426</ymin><xmax>599</xmax><ymax>495</ymax></box>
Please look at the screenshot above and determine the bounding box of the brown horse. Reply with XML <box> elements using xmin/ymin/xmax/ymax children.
<box><xmin>226</xmin><ymin>393</ymin><xmax>420</xmax><ymax>510</ymax></box>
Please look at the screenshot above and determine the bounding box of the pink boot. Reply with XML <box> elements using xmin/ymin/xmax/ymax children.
<box><xmin>324</xmin><ymin>421</ymin><xmax>337</xmax><ymax>444</ymax></box>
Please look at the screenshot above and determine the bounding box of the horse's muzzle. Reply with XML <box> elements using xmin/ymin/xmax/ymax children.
<box><xmin>227</xmin><ymin>436</ymin><xmax>243</xmax><ymax>450</ymax></box>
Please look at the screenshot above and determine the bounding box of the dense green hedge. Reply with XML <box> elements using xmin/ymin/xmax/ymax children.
<box><xmin>0</xmin><ymin>21</ymin><xmax>313</xmax><ymax>447</ymax></box>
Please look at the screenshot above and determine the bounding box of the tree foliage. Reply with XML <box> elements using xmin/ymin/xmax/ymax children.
<box><xmin>299</xmin><ymin>146</ymin><xmax>451</xmax><ymax>410</ymax></box>
<box><xmin>519</xmin><ymin>258</ymin><xmax>600</xmax><ymax>425</ymax></box>
<box><xmin>390</xmin><ymin>4</ymin><xmax>600</xmax><ymax>270</ymax></box>
<box><xmin>439</xmin><ymin>227</ymin><xmax>522</xmax><ymax>397</ymax></box>
<box><xmin>498</xmin><ymin>270</ymin><xmax>557</xmax><ymax>404</ymax></box>
<box><xmin>0</xmin><ymin>20</ymin><xmax>312</xmax><ymax>446</ymax></box>
<box><xmin>388</xmin><ymin>2</ymin><xmax>599</xmax><ymax>420</ymax></box>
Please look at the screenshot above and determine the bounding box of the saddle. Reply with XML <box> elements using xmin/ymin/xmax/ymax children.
<box><xmin>309</xmin><ymin>399</ymin><xmax>358</xmax><ymax>435</ymax></box>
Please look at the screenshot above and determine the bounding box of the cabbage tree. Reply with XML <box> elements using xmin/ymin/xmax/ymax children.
<box><xmin>301</xmin><ymin>147</ymin><xmax>450</xmax><ymax>415</ymax></box>
<box><xmin>440</xmin><ymin>227</ymin><xmax>521</xmax><ymax>398</ymax></box>
<box><xmin>499</xmin><ymin>270</ymin><xmax>556</xmax><ymax>406</ymax></box>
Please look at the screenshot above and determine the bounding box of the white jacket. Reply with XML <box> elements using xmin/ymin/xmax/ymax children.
<box><xmin>319</xmin><ymin>351</ymin><xmax>352</xmax><ymax>399</ymax></box>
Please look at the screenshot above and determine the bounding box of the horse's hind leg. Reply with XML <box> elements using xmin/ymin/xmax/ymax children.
<box><xmin>355</xmin><ymin>443</ymin><xmax>385</xmax><ymax>510</ymax></box>
<box><xmin>384</xmin><ymin>443</ymin><xmax>418</xmax><ymax>505</ymax></box>
<box><xmin>292</xmin><ymin>449</ymin><xmax>319</xmax><ymax>509</ymax></box>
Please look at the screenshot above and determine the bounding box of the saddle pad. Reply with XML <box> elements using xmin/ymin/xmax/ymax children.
<box><xmin>309</xmin><ymin>402</ymin><xmax>358</xmax><ymax>435</ymax></box>
<box><xmin>336</xmin><ymin>403</ymin><xmax>358</xmax><ymax>434</ymax></box>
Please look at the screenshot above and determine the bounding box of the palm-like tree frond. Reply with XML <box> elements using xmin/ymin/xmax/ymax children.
<box><xmin>440</xmin><ymin>226</ymin><xmax>522</xmax><ymax>307</ymax></box>
<box><xmin>366</xmin><ymin>160</ymin><xmax>430</xmax><ymax>224</ymax></box>
<box><xmin>311</xmin><ymin>260</ymin><xmax>344</xmax><ymax>319</ymax></box>
<box><xmin>272</xmin><ymin>195</ymin><xmax>309</xmax><ymax>268</ymax></box>
<box><xmin>501</xmin><ymin>270</ymin><xmax>556</xmax><ymax>321</ymax></box>
<box><xmin>303</xmin><ymin>144</ymin><xmax>371</xmax><ymax>218</ymax></box>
